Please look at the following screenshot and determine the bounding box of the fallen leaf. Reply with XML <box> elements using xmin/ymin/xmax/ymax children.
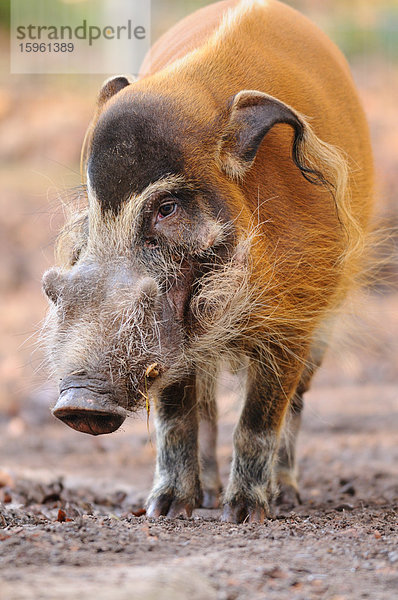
<box><xmin>131</xmin><ymin>508</ymin><xmax>146</xmax><ymax>517</ymax></box>
<box><xmin>57</xmin><ymin>509</ymin><xmax>66</xmax><ymax>522</ymax></box>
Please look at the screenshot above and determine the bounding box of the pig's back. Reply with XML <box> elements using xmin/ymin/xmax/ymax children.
<box><xmin>139</xmin><ymin>0</ymin><xmax>238</xmax><ymax>77</ymax></box>
<box><xmin>139</xmin><ymin>0</ymin><xmax>373</xmax><ymax>229</ymax></box>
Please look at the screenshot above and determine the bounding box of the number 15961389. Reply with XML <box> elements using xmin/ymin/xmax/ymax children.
<box><xmin>19</xmin><ymin>42</ymin><xmax>74</xmax><ymax>53</ymax></box>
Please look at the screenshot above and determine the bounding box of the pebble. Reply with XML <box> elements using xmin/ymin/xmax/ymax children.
<box><xmin>334</xmin><ymin>503</ymin><xmax>354</xmax><ymax>512</ymax></box>
<box><xmin>388</xmin><ymin>551</ymin><xmax>398</xmax><ymax>564</ymax></box>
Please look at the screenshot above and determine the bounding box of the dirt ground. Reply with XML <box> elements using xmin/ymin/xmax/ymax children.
<box><xmin>1</xmin><ymin>309</ymin><xmax>398</xmax><ymax>600</ymax></box>
<box><xmin>1</xmin><ymin>5</ymin><xmax>398</xmax><ymax>599</ymax></box>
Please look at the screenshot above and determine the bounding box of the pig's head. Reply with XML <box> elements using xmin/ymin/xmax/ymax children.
<box><xmin>42</xmin><ymin>77</ymin><xmax>238</xmax><ymax>435</ymax></box>
<box><xmin>43</xmin><ymin>76</ymin><xmax>330</xmax><ymax>435</ymax></box>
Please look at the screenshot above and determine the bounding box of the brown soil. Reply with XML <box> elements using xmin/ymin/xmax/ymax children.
<box><xmin>1</xmin><ymin>327</ymin><xmax>397</xmax><ymax>600</ymax></box>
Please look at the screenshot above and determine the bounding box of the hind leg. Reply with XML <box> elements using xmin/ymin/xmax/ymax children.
<box><xmin>197</xmin><ymin>369</ymin><xmax>222</xmax><ymax>508</ymax></box>
<box><xmin>276</xmin><ymin>391</ymin><xmax>304</xmax><ymax>505</ymax></box>
<box><xmin>276</xmin><ymin>343</ymin><xmax>326</xmax><ymax>505</ymax></box>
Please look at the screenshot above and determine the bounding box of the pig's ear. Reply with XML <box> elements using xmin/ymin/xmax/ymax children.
<box><xmin>217</xmin><ymin>89</ymin><xmax>327</xmax><ymax>185</ymax></box>
<box><xmin>97</xmin><ymin>74</ymin><xmax>135</xmax><ymax>108</ymax></box>
<box><xmin>80</xmin><ymin>75</ymin><xmax>135</xmax><ymax>178</ymax></box>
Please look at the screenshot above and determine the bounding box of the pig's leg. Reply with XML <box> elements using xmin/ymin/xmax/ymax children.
<box><xmin>276</xmin><ymin>342</ymin><xmax>327</xmax><ymax>505</ymax></box>
<box><xmin>221</xmin><ymin>350</ymin><xmax>304</xmax><ymax>524</ymax></box>
<box><xmin>197</xmin><ymin>370</ymin><xmax>222</xmax><ymax>508</ymax></box>
<box><xmin>146</xmin><ymin>375</ymin><xmax>201</xmax><ymax>518</ymax></box>
<box><xmin>275</xmin><ymin>392</ymin><xmax>303</xmax><ymax>505</ymax></box>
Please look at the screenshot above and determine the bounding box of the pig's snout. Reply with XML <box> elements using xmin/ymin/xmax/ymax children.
<box><xmin>52</xmin><ymin>376</ymin><xmax>127</xmax><ymax>435</ymax></box>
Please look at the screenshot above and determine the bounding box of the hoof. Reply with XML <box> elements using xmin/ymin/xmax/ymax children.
<box><xmin>276</xmin><ymin>470</ymin><xmax>302</xmax><ymax>507</ymax></box>
<box><xmin>221</xmin><ymin>502</ymin><xmax>267</xmax><ymax>524</ymax></box>
<box><xmin>146</xmin><ymin>493</ymin><xmax>194</xmax><ymax>519</ymax></box>
<box><xmin>201</xmin><ymin>489</ymin><xmax>221</xmax><ymax>509</ymax></box>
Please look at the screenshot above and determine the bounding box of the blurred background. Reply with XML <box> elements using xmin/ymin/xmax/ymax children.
<box><xmin>0</xmin><ymin>0</ymin><xmax>397</xmax><ymax>428</ymax></box>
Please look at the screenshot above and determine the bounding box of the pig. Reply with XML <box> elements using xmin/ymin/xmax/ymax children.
<box><xmin>42</xmin><ymin>0</ymin><xmax>374</xmax><ymax>523</ymax></box>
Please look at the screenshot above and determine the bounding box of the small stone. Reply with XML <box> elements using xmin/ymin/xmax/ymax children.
<box><xmin>334</xmin><ymin>503</ymin><xmax>354</xmax><ymax>512</ymax></box>
<box><xmin>261</xmin><ymin>565</ymin><xmax>288</xmax><ymax>579</ymax></box>
<box><xmin>340</xmin><ymin>482</ymin><xmax>356</xmax><ymax>496</ymax></box>
<box><xmin>388</xmin><ymin>551</ymin><xmax>398</xmax><ymax>563</ymax></box>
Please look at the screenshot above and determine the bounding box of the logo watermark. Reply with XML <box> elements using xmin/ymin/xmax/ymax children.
<box><xmin>10</xmin><ymin>0</ymin><xmax>151</xmax><ymax>75</ymax></box>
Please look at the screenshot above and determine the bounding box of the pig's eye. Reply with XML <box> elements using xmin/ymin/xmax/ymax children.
<box><xmin>157</xmin><ymin>201</ymin><xmax>177</xmax><ymax>220</ymax></box>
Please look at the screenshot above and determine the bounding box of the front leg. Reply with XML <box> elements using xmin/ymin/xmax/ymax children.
<box><xmin>222</xmin><ymin>350</ymin><xmax>304</xmax><ymax>523</ymax></box>
<box><xmin>146</xmin><ymin>375</ymin><xmax>201</xmax><ymax>518</ymax></box>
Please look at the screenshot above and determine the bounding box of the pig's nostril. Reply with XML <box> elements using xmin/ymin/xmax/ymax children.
<box><xmin>55</xmin><ymin>409</ymin><xmax>125</xmax><ymax>436</ymax></box>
